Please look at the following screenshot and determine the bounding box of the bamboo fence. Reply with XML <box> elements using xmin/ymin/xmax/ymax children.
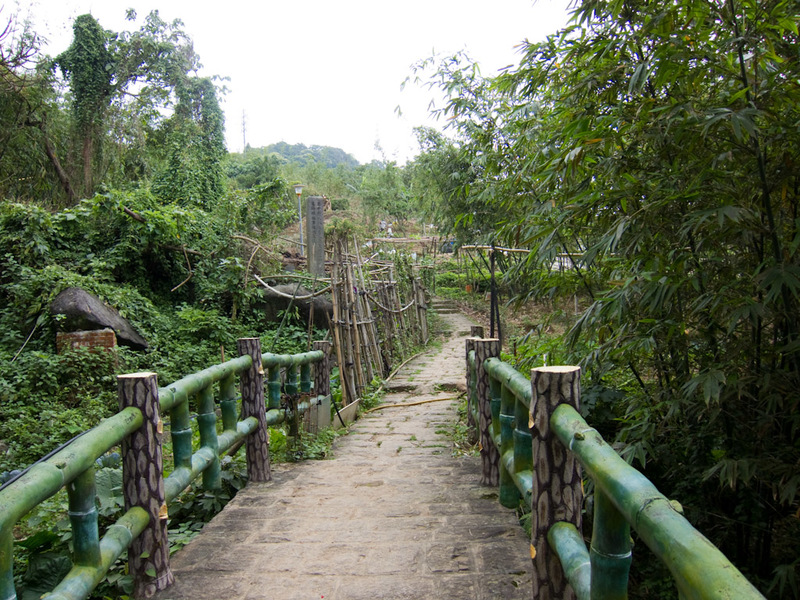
<box><xmin>328</xmin><ymin>238</ymin><xmax>429</xmax><ymax>405</ymax></box>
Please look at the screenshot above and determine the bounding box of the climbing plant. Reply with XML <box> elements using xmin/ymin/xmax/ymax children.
<box><xmin>152</xmin><ymin>77</ymin><xmax>226</xmax><ymax>209</ymax></box>
<box><xmin>55</xmin><ymin>14</ymin><xmax>113</xmax><ymax>196</ymax></box>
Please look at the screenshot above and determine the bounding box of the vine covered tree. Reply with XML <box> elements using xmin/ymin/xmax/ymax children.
<box><xmin>53</xmin><ymin>10</ymin><xmax>207</xmax><ymax>201</ymax></box>
<box><xmin>55</xmin><ymin>14</ymin><xmax>113</xmax><ymax>196</ymax></box>
<box><xmin>153</xmin><ymin>76</ymin><xmax>226</xmax><ymax>208</ymax></box>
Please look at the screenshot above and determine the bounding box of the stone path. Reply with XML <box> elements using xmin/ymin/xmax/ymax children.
<box><xmin>153</xmin><ymin>303</ymin><xmax>532</xmax><ymax>600</ymax></box>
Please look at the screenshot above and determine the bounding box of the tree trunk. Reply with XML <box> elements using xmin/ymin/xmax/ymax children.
<box><xmin>36</xmin><ymin>119</ymin><xmax>76</xmax><ymax>204</ymax></box>
<box><xmin>82</xmin><ymin>133</ymin><xmax>93</xmax><ymax>196</ymax></box>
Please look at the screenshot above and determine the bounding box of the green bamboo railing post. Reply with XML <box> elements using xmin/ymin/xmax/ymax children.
<box><xmin>0</xmin><ymin>531</ymin><xmax>12</xmax><ymax>600</ymax></box>
<box><xmin>170</xmin><ymin>389</ymin><xmax>192</xmax><ymax>471</ymax></box>
<box><xmin>474</xmin><ymin>338</ymin><xmax>501</xmax><ymax>486</ymax></box>
<box><xmin>513</xmin><ymin>386</ymin><xmax>533</xmax><ymax>506</ymax></box>
<box><xmin>267</xmin><ymin>366</ymin><xmax>281</xmax><ymax>410</ymax></box>
<box><xmin>197</xmin><ymin>385</ymin><xmax>221</xmax><ymax>491</ymax></box>
<box><xmin>67</xmin><ymin>468</ymin><xmax>101</xmax><ymax>568</ymax></box>
<box><xmin>499</xmin><ymin>383</ymin><xmax>520</xmax><ymax>509</ymax></box>
<box><xmin>590</xmin><ymin>490</ymin><xmax>632</xmax><ymax>599</ymax></box>
<box><xmin>118</xmin><ymin>372</ymin><xmax>174</xmax><ymax>598</ymax></box>
<box><xmin>530</xmin><ymin>366</ymin><xmax>583</xmax><ymax>600</ymax></box>
<box><xmin>300</xmin><ymin>363</ymin><xmax>311</xmax><ymax>393</ymax></box>
<box><xmin>285</xmin><ymin>364</ymin><xmax>298</xmax><ymax>396</ymax></box>
<box><xmin>549</xmin><ymin>522</ymin><xmax>592</xmax><ymax>600</ymax></box>
<box><xmin>219</xmin><ymin>372</ymin><xmax>238</xmax><ymax>432</ymax></box>
<box><xmin>238</xmin><ymin>338</ymin><xmax>271</xmax><ymax>482</ymax></box>
<box><xmin>489</xmin><ymin>375</ymin><xmax>502</xmax><ymax>445</ymax></box>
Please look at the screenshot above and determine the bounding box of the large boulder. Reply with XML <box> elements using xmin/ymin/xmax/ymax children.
<box><xmin>258</xmin><ymin>283</ymin><xmax>333</xmax><ymax>326</ymax></box>
<box><xmin>50</xmin><ymin>287</ymin><xmax>148</xmax><ymax>350</ymax></box>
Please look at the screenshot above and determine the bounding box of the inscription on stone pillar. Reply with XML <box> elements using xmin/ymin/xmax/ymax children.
<box><xmin>307</xmin><ymin>196</ymin><xmax>326</xmax><ymax>276</ymax></box>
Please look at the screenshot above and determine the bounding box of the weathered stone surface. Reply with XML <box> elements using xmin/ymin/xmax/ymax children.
<box><xmin>258</xmin><ymin>283</ymin><xmax>334</xmax><ymax>325</ymax></box>
<box><xmin>50</xmin><ymin>287</ymin><xmax>148</xmax><ymax>350</ymax></box>
<box><xmin>152</xmin><ymin>306</ymin><xmax>532</xmax><ymax>600</ymax></box>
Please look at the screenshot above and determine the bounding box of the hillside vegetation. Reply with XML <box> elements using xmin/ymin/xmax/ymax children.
<box><xmin>1</xmin><ymin>2</ymin><xmax>799</xmax><ymax>596</ymax></box>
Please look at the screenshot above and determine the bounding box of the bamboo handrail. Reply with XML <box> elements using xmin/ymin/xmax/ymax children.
<box><xmin>2</xmin><ymin>343</ymin><xmax>331</xmax><ymax>600</ymax></box>
<box><xmin>464</xmin><ymin>350</ymin><xmax>766</xmax><ymax>600</ymax></box>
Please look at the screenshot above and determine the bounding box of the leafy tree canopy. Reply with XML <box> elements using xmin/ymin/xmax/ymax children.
<box><xmin>414</xmin><ymin>0</ymin><xmax>800</xmax><ymax>589</ymax></box>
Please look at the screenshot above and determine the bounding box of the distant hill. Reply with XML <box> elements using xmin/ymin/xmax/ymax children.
<box><xmin>246</xmin><ymin>142</ymin><xmax>360</xmax><ymax>169</ymax></box>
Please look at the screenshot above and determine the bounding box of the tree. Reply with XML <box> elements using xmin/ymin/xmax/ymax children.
<box><xmin>0</xmin><ymin>8</ymin><xmax>74</xmax><ymax>204</ymax></box>
<box><xmin>53</xmin><ymin>10</ymin><xmax>203</xmax><ymax>200</ymax></box>
<box><xmin>152</xmin><ymin>76</ymin><xmax>226</xmax><ymax>208</ymax></box>
<box><xmin>418</xmin><ymin>0</ymin><xmax>800</xmax><ymax>589</ymax></box>
<box><xmin>55</xmin><ymin>14</ymin><xmax>113</xmax><ymax>195</ymax></box>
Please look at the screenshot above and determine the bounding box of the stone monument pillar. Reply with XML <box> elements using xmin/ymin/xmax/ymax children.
<box><xmin>307</xmin><ymin>196</ymin><xmax>326</xmax><ymax>276</ymax></box>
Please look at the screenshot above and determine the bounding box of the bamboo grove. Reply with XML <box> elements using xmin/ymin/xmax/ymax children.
<box><xmin>413</xmin><ymin>0</ymin><xmax>800</xmax><ymax>592</ymax></box>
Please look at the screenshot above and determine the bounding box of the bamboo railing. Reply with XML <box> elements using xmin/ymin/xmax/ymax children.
<box><xmin>465</xmin><ymin>340</ymin><xmax>765</xmax><ymax>600</ymax></box>
<box><xmin>0</xmin><ymin>339</ymin><xmax>331</xmax><ymax>600</ymax></box>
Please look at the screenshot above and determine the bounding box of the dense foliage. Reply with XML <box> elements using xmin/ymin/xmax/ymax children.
<box><xmin>413</xmin><ymin>0</ymin><xmax>800</xmax><ymax>595</ymax></box>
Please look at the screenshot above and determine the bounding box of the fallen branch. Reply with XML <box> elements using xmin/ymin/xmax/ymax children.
<box><xmin>122</xmin><ymin>206</ymin><xmax>146</xmax><ymax>223</ymax></box>
<box><xmin>362</xmin><ymin>394</ymin><xmax>464</xmax><ymax>414</ymax></box>
<box><xmin>170</xmin><ymin>244</ymin><xmax>194</xmax><ymax>292</ymax></box>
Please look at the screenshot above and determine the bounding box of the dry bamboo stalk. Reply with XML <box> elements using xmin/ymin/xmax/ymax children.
<box><xmin>338</xmin><ymin>242</ymin><xmax>359</xmax><ymax>402</ymax></box>
<box><xmin>345</xmin><ymin>261</ymin><xmax>367</xmax><ymax>392</ymax></box>
<box><xmin>330</xmin><ymin>250</ymin><xmax>355</xmax><ymax>405</ymax></box>
<box><xmin>353</xmin><ymin>237</ymin><xmax>384</xmax><ymax>378</ymax></box>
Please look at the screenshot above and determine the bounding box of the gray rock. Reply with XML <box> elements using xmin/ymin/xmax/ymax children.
<box><xmin>259</xmin><ymin>283</ymin><xmax>333</xmax><ymax>326</ymax></box>
<box><xmin>50</xmin><ymin>287</ymin><xmax>148</xmax><ymax>350</ymax></box>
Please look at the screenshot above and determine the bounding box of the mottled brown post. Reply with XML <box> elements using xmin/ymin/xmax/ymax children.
<box><xmin>475</xmin><ymin>338</ymin><xmax>501</xmax><ymax>486</ymax></box>
<box><xmin>238</xmin><ymin>337</ymin><xmax>271</xmax><ymax>482</ymax></box>
<box><xmin>311</xmin><ymin>341</ymin><xmax>331</xmax><ymax>435</ymax></box>
<box><xmin>470</xmin><ymin>325</ymin><xmax>484</xmax><ymax>338</ymax></box>
<box><xmin>530</xmin><ymin>366</ymin><xmax>583</xmax><ymax>600</ymax></box>
<box><xmin>118</xmin><ymin>372</ymin><xmax>173</xmax><ymax>599</ymax></box>
<box><xmin>313</xmin><ymin>340</ymin><xmax>331</xmax><ymax>398</ymax></box>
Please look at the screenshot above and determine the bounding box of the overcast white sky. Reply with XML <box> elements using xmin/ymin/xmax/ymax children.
<box><xmin>25</xmin><ymin>0</ymin><xmax>572</xmax><ymax>164</ymax></box>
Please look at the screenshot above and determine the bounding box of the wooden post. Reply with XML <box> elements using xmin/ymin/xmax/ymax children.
<box><xmin>118</xmin><ymin>372</ymin><xmax>174</xmax><ymax>599</ymax></box>
<box><xmin>529</xmin><ymin>366</ymin><xmax>583</xmax><ymax>600</ymax></box>
<box><xmin>311</xmin><ymin>341</ymin><xmax>331</xmax><ymax>435</ymax></box>
<box><xmin>237</xmin><ymin>338</ymin><xmax>271</xmax><ymax>482</ymax></box>
<box><xmin>314</xmin><ymin>341</ymin><xmax>331</xmax><ymax>398</ymax></box>
<box><xmin>474</xmin><ymin>338</ymin><xmax>501</xmax><ymax>486</ymax></box>
<box><xmin>470</xmin><ymin>325</ymin><xmax>484</xmax><ymax>338</ymax></box>
<box><xmin>465</xmin><ymin>337</ymin><xmax>478</xmax><ymax>433</ymax></box>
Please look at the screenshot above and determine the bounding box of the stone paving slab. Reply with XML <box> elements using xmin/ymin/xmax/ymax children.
<box><xmin>153</xmin><ymin>303</ymin><xmax>532</xmax><ymax>600</ymax></box>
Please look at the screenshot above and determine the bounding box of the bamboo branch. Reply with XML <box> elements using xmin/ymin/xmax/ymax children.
<box><xmin>253</xmin><ymin>275</ymin><xmax>331</xmax><ymax>299</ymax></box>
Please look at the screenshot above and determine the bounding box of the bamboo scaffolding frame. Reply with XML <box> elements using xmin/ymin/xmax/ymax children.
<box><xmin>324</xmin><ymin>238</ymin><xmax>429</xmax><ymax>400</ymax></box>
